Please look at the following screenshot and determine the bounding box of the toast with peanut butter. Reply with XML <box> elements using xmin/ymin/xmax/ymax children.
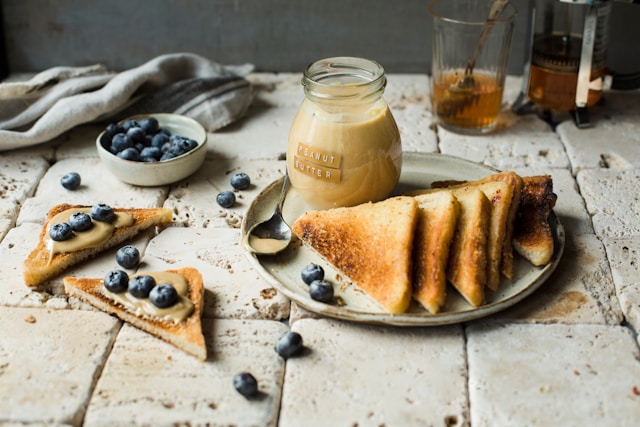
<box><xmin>513</xmin><ymin>175</ymin><xmax>557</xmax><ymax>266</ymax></box>
<box><xmin>24</xmin><ymin>204</ymin><xmax>173</xmax><ymax>288</ymax></box>
<box><xmin>412</xmin><ymin>192</ymin><xmax>460</xmax><ymax>314</ymax></box>
<box><xmin>63</xmin><ymin>267</ymin><xmax>206</xmax><ymax>361</ymax></box>
<box><xmin>292</xmin><ymin>196</ymin><xmax>419</xmax><ymax>314</ymax></box>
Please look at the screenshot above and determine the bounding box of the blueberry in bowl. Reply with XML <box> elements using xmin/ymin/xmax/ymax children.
<box><xmin>96</xmin><ymin>113</ymin><xmax>207</xmax><ymax>186</ymax></box>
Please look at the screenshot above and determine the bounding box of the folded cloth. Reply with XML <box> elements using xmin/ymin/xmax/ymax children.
<box><xmin>0</xmin><ymin>52</ymin><xmax>254</xmax><ymax>151</ymax></box>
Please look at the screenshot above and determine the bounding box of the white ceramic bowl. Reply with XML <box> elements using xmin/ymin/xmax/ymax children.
<box><xmin>96</xmin><ymin>113</ymin><xmax>207</xmax><ymax>186</ymax></box>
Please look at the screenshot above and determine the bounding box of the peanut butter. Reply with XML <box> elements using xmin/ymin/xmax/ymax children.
<box><xmin>103</xmin><ymin>271</ymin><xmax>194</xmax><ymax>323</ymax></box>
<box><xmin>45</xmin><ymin>208</ymin><xmax>133</xmax><ymax>259</ymax></box>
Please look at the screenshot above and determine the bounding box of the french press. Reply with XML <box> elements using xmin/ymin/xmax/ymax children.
<box><xmin>513</xmin><ymin>0</ymin><xmax>640</xmax><ymax>127</ymax></box>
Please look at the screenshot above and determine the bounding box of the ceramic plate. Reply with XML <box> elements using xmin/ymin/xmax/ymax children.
<box><xmin>241</xmin><ymin>152</ymin><xmax>565</xmax><ymax>326</ymax></box>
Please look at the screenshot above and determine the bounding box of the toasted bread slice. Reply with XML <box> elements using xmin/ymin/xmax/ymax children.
<box><xmin>431</xmin><ymin>171</ymin><xmax>523</xmax><ymax>282</ymax></box>
<box><xmin>412</xmin><ymin>192</ymin><xmax>460</xmax><ymax>314</ymax></box>
<box><xmin>24</xmin><ymin>204</ymin><xmax>173</xmax><ymax>287</ymax></box>
<box><xmin>513</xmin><ymin>175</ymin><xmax>557</xmax><ymax>266</ymax></box>
<box><xmin>292</xmin><ymin>196</ymin><xmax>419</xmax><ymax>314</ymax></box>
<box><xmin>446</xmin><ymin>188</ymin><xmax>490</xmax><ymax>307</ymax></box>
<box><xmin>63</xmin><ymin>267</ymin><xmax>206</xmax><ymax>361</ymax></box>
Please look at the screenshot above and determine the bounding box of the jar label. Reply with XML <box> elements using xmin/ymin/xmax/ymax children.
<box><xmin>293</xmin><ymin>142</ymin><xmax>341</xmax><ymax>183</ymax></box>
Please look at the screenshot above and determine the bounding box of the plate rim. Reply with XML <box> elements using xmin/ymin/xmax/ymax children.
<box><xmin>241</xmin><ymin>152</ymin><xmax>565</xmax><ymax>326</ymax></box>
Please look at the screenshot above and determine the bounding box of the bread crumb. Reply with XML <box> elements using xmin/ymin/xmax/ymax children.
<box><xmin>24</xmin><ymin>314</ymin><xmax>37</xmax><ymax>323</ymax></box>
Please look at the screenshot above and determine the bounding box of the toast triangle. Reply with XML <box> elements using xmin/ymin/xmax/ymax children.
<box><xmin>513</xmin><ymin>175</ymin><xmax>557</xmax><ymax>266</ymax></box>
<box><xmin>292</xmin><ymin>196</ymin><xmax>419</xmax><ymax>314</ymax></box>
<box><xmin>24</xmin><ymin>204</ymin><xmax>173</xmax><ymax>288</ymax></box>
<box><xmin>430</xmin><ymin>171</ymin><xmax>523</xmax><ymax>284</ymax></box>
<box><xmin>412</xmin><ymin>191</ymin><xmax>460</xmax><ymax>314</ymax></box>
<box><xmin>63</xmin><ymin>267</ymin><xmax>207</xmax><ymax>361</ymax></box>
<box><xmin>444</xmin><ymin>187</ymin><xmax>490</xmax><ymax>307</ymax></box>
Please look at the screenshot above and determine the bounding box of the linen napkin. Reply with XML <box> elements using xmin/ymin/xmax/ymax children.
<box><xmin>0</xmin><ymin>52</ymin><xmax>254</xmax><ymax>151</ymax></box>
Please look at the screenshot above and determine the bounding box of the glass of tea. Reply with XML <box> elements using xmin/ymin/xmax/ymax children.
<box><xmin>429</xmin><ymin>0</ymin><xmax>516</xmax><ymax>134</ymax></box>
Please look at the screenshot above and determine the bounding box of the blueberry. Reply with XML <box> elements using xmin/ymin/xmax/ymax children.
<box><xmin>140</xmin><ymin>146</ymin><xmax>162</xmax><ymax>160</ymax></box>
<box><xmin>110</xmin><ymin>133</ymin><xmax>131</xmax><ymax>153</ymax></box>
<box><xmin>275</xmin><ymin>332</ymin><xmax>303</xmax><ymax>359</ymax></box>
<box><xmin>160</xmin><ymin>152</ymin><xmax>176</xmax><ymax>161</ymax></box>
<box><xmin>121</xmin><ymin>119</ymin><xmax>139</xmax><ymax>131</ymax></box>
<box><xmin>126</xmin><ymin>127</ymin><xmax>146</xmax><ymax>144</ymax></box>
<box><xmin>116</xmin><ymin>245</ymin><xmax>140</xmax><ymax>269</ymax></box>
<box><xmin>128</xmin><ymin>275</ymin><xmax>156</xmax><ymax>298</ymax></box>
<box><xmin>91</xmin><ymin>204</ymin><xmax>115</xmax><ymax>223</ymax></box>
<box><xmin>169</xmin><ymin>136</ymin><xmax>198</xmax><ymax>156</ymax></box>
<box><xmin>49</xmin><ymin>222</ymin><xmax>73</xmax><ymax>241</ymax></box>
<box><xmin>149</xmin><ymin>283</ymin><xmax>179</xmax><ymax>308</ymax></box>
<box><xmin>60</xmin><ymin>172</ymin><xmax>81</xmax><ymax>190</ymax></box>
<box><xmin>216</xmin><ymin>191</ymin><xmax>236</xmax><ymax>208</ymax></box>
<box><xmin>117</xmin><ymin>147</ymin><xmax>140</xmax><ymax>161</ymax></box>
<box><xmin>301</xmin><ymin>263</ymin><xmax>324</xmax><ymax>285</ymax></box>
<box><xmin>104</xmin><ymin>269</ymin><xmax>129</xmax><ymax>293</ymax></box>
<box><xmin>68</xmin><ymin>212</ymin><xmax>93</xmax><ymax>232</ymax></box>
<box><xmin>151</xmin><ymin>133</ymin><xmax>169</xmax><ymax>148</ymax></box>
<box><xmin>230</xmin><ymin>172</ymin><xmax>251</xmax><ymax>190</ymax></box>
<box><xmin>309</xmin><ymin>279</ymin><xmax>334</xmax><ymax>303</ymax></box>
<box><xmin>102</xmin><ymin>123</ymin><xmax>124</xmax><ymax>142</ymax></box>
<box><xmin>139</xmin><ymin>117</ymin><xmax>159</xmax><ymax>134</ymax></box>
<box><xmin>233</xmin><ymin>372</ymin><xmax>258</xmax><ymax>398</ymax></box>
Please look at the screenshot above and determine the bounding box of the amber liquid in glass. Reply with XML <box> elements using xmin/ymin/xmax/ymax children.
<box><xmin>433</xmin><ymin>71</ymin><xmax>504</xmax><ymax>131</ymax></box>
<box><xmin>527</xmin><ymin>34</ymin><xmax>605</xmax><ymax>111</ymax></box>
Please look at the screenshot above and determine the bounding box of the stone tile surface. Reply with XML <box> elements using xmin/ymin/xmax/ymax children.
<box><xmin>493</xmin><ymin>233</ymin><xmax>622</xmax><ymax>325</ymax></box>
<box><xmin>279</xmin><ymin>318</ymin><xmax>468</xmax><ymax>427</ymax></box>
<box><xmin>577</xmin><ymin>168</ymin><xmax>640</xmax><ymax>238</ymax></box>
<box><xmin>0</xmin><ymin>306</ymin><xmax>119</xmax><ymax>426</ymax></box>
<box><xmin>558</xmin><ymin>90</ymin><xmax>640</xmax><ymax>173</ymax></box>
<box><xmin>602</xmin><ymin>236</ymin><xmax>640</xmax><ymax>332</ymax></box>
<box><xmin>439</xmin><ymin>111</ymin><xmax>571</xmax><ymax>170</ymax></box>
<box><xmin>16</xmin><ymin>158</ymin><xmax>168</xmax><ymax>226</ymax></box>
<box><xmin>83</xmin><ymin>318</ymin><xmax>287</xmax><ymax>427</ymax></box>
<box><xmin>165</xmin><ymin>158</ymin><xmax>286</xmax><ymax>229</ymax></box>
<box><xmin>0</xmin><ymin>152</ymin><xmax>49</xmax><ymax>220</ymax></box>
<box><xmin>467</xmin><ymin>322</ymin><xmax>640</xmax><ymax>427</ymax></box>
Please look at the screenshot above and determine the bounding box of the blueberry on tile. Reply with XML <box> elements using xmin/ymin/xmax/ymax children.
<box><xmin>275</xmin><ymin>332</ymin><xmax>304</xmax><ymax>359</ymax></box>
<box><xmin>233</xmin><ymin>372</ymin><xmax>258</xmax><ymax>398</ymax></box>
<box><xmin>116</xmin><ymin>245</ymin><xmax>140</xmax><ymax>269</ymax></box>
<box><xmin>60</xmin><ymin>172</ymin><xmax>81</xmax><ymax>190</ymax></box>
<box><xmin>230</xmin><ymin>172</ymin><xmax>251</xmax><ymax>190</ymax></box>
<box><xmin>216</xmin><ymin>191</ymin><xmax>236</xmax><ymax>208</ymax></box>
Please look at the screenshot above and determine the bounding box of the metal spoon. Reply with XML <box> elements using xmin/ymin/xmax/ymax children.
<box><xmin>436</xmin><ymin>0</ymin><xmax>510</xmax><ymax>118</ymax></box>
<box><xmin>245</xmin><ymin>173</ymin><xmax>292</xmax><ymax>255</ymax></box>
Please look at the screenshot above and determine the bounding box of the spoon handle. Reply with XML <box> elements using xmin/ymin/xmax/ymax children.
<box><xmin>465</xmin><ymin>0</ymin><xmax>511</xmax><ymax>75</ymax></box>
<box><xmin>275</xmin><ymin>172</ymin><xmax>291</xmax><ymax>217</ymax></box>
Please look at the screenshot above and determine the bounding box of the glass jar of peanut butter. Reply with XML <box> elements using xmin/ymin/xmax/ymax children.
<box><xmin>287</xmin><ymin>57</ymin><xmax>402</xmax><ymax>209</ymax></box>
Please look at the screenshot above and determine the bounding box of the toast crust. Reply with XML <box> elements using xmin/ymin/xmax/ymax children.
<box><xmin>24</xmin><ymin>204</ymin><xmax>173</xmax><ymax>288</ymax></box>
<box><xmin>292</xmin><ymin>196</ymin><xmax>418</xmax><ymax>314</ymax></box>
<box><xmin>412</xmin><ymin>192</ymin><xmax>460</xmax><ymax>313</ymax></box>
<box><xmin>63</xmin><ymin>267</ymin><xmax>206</xmax><ymax>361</ymax></box>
